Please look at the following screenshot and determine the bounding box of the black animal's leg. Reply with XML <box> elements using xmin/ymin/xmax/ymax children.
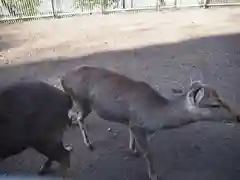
<box><xmin>34</xmin><ymin>140</ymin><xmax>71</xmax><ymax>176</ymax></box>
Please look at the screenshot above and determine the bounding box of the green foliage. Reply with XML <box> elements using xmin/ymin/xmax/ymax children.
<box><xmin>5</xmin><ymin>0</ymin><xmax>41</xmax><ymax>16</ymax></box>
<box><xmin>74</xmin><ymin>0</ymin><xmax>119</xmax><ymax>11</ymax></box>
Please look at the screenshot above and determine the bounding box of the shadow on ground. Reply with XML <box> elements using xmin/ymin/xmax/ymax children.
<box><xmin>0</xmin><ymin>34</ymin><xmax>11</xmax><ymax>52</ymax></box>
<box><xmin>0</xmin><ymin>33</ymin><xmax>240</xmax><ymax>180</ymax></box>
<box><xmin>0</xmin><ymin>24</ymin><xmax>27</xmax><ymax>52</ymax></box>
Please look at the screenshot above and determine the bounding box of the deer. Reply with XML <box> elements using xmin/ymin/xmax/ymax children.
<box><xmin>0</xmin><ymin>80</ymin><xmax>73</xmax><ymax>176</ymax></box>
<box><xmin>61</xmin><ymin>65</ymin><xmax>240</xmax><ymax>180</ymax></box>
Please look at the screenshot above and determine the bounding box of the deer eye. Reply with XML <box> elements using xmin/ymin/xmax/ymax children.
<box><xmin>199</xmin><ymin>103</ymin><xmax>221</xmax><ymax>108</ymax></box>
<box><xmin>209</xmin><ymin>104</ymin><xmax>221</xmax><ymax>108</ymax></box>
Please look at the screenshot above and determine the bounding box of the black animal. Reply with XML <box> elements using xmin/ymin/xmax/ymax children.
<box><xmin>0</xmin><ymin>81</ymin><xmax>73</xmax><ymax>175</ymax></box>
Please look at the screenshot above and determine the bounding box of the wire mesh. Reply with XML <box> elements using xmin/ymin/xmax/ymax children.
<box><xmin>0</xmin><ymin>0</ymin><xmax>240</xmax><ymax>21</ymax></box>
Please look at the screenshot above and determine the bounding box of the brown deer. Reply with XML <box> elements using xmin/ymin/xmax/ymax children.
<box><xmin>61</xmin><ymin>66</ymin><xmax>239</xmax><ymax>180</ymax></box>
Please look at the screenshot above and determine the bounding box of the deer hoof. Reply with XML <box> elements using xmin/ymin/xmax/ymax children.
<box><xmin>149</xmin><ymin>173</ymin><xmax>161</xmax><ymax>180</ymax></box>
<box><xmin>65</xmin><ymin>145</ymin><xmax>73</xmax><ymax>152</ymax></box>
<box><xmin>88</xmin><ymin>144</ymin><xmax>95</xmax><ymax>151</ymax></box>
<box><xmin>132</xmin><ymin>150</ymin><xmax>141</xmax><ymax>158</ymax></box>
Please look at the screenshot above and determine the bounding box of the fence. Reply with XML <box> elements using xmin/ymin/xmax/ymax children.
<box><xmin>0</xmin><ymin>0</ymin><xmax>240</xmax><ymax>21</ymax></box>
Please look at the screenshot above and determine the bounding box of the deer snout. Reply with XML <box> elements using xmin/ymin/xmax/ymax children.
<box><xmin>221</xmin><ymin>102</ymin><xmax>240</xmax><ymax>123</ymax></box>
<box><xmin>236</xmin><ymin>114</ymin><xmax>240</xmax><ymax>122</ymax></box>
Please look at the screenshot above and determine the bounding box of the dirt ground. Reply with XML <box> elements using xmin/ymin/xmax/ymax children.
<box><xmin>0</xmin><ymin>6</ymin><xmax>240</xmax><ymax>180</ymax></box>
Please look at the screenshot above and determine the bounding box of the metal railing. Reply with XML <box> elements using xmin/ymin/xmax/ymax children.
<box><xmin>0</xmin><ymin>0</ymin><xmax>240</xmax><ymax>21</ymax></box>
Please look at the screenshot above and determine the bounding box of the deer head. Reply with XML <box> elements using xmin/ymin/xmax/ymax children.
<box><xmin>186</xmin><ymin>77</ymin><xmax>240</xmax><ymax>123</ymax></box>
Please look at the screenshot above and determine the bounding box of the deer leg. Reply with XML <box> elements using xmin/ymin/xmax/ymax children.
<box><xmin>129</xmin><ymin>128</ymin><xmax>140</xmax><ymax>157</ymax></box>
<box><xmin>68</xmin><ymin>102</ymin><xmax>80</xmax><ymax>125</ymax></box>
<box><xmin>77</xmin><ymin>114</ymin><xmax>93</xmax><ymax>150</ymax></box>
<box><xmin>131</xmin><ymin>127</ymin><xmax>160</xmax><ymax>180</ymax></box>
<box><xmin>76</xmin><ymin>102</ymin><xmax>93</xmax><ymax>150</ymax></box>
<box><xmin>129</xmin><ymin>128</ymin><xmax>136</xmax><ymax>151</ymax></box>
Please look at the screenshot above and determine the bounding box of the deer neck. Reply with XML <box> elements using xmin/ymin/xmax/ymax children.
<box><xmin>131</xmin><ymin>93</ymin><xmax>206</xmax><ymax>133</ymax></box>
<box><xmin>159</xmin><ymin>92</ymin><xmax>218</xmax><ymax>130</ymax></box>
<box><xmin>132</xmin><ymin>94</ymin><xmax>196</xmax><ymax>133</ymax></box>
<box><xmin>153</xmin><ymin>95</ymin><xmax>196</xmax><ymax>130</ymax></box>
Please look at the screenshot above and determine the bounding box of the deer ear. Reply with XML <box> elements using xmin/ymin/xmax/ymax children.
<box><xmin>190</xmin><ymin>71</ymin><xmax>204</xmax><ymax>87</ymax></box>
<box><xmin>190</xmin><ymin>77</ymin><xmax>201</xmax><ymax>87</ymax></box>
<box><xmin>194</xmin><ymin>87</ymin><xmax>205</xmax><ymax>105</ymax></box>
<box><xmin>187</xmin><ymin>86</ymin><xmax>205</xmax><ymax>108</ymax></box>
